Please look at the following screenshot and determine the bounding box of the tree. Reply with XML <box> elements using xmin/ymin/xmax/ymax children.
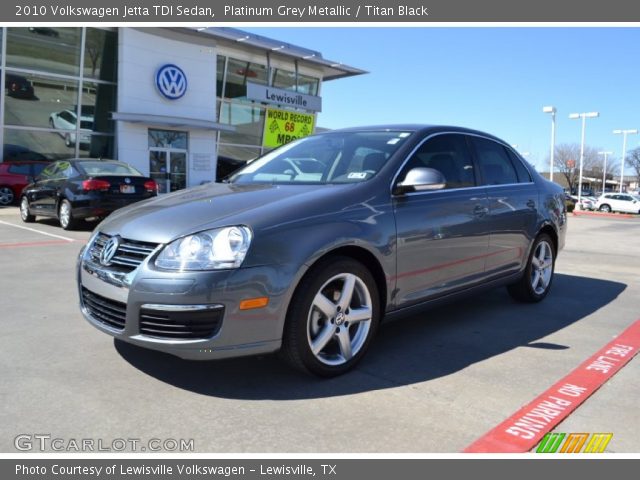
<box><xmin>553</xmin><ymin>143</ymin><xmax>600</xmax><ymax>191</ymax></box>
<box><xmin>626</xmin><ymin>147</ymin><xmax>640</xmax><ymax>184</ymax></box>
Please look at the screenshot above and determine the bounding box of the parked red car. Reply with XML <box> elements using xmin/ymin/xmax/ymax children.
<box><xmin>0</xmin><ymin>161</ymin><xmax>50</xmax><ymax>205</ymax></box>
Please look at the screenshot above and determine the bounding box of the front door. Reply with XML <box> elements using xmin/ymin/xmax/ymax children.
<box><xmin>393</xmin><ymin>133</ymin><xmax>491</xmax><ymax>306</ymax></box>
<box><xmin>148</xmin><ymin>128</ymin><xmax>188</xmax><ymax>194</ymax></box>
<box><xmin>149</xmin><ymin>150</ymin><xmax>187</xmax><ymax>194</ymax></box>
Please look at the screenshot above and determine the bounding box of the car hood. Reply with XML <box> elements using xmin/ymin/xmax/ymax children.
<box><xmin>98</xmin><ymin>182</ymin><xmax>348</xmax><ymax>244</ymax></box>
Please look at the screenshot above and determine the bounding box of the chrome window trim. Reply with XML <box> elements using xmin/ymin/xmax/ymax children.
<box><xmin>390</xmin><ymin>131</ymin><xmax>535</xmax><ymax>197</ymax></box>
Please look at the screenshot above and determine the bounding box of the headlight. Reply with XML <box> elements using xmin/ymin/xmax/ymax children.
<box><xmin>155</xmin><ymin>226</ymin><xmax>252</xmax><ymax>271</ymax></box>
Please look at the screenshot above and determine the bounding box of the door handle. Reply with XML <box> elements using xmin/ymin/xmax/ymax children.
<box><xmin>473</xmin><ymin>204</ymin><xmax>489</xmax><ymax>217</ymax></box>
<box><xmin>526</xmin><ymin>200</ymin><xmax>536</xmax><ymax>209</ymax></box>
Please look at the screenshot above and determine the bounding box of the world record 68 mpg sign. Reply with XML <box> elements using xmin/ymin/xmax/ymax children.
<box><xmin>262</xmin><ymin>108</ymin><xmax>316</xmax><ymax>148</ymax></box>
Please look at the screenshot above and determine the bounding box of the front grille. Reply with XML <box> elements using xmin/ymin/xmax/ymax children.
<box><xmin>82</xmin><ymin>287</ymin><xmax>127</xmax><ymax>330</ymax></box>
<box><xmin>139</xmin><ymin>307</ymin><xmax>224</xmax><ymax>340</ymax></box>
<box><xmin>88</xmin><ymin>233</ymin><xmax>158</xmax><ymax>273</ymax></box>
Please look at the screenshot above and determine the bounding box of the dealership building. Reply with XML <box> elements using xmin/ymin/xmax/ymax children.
<box><xmin>0</xmin><ymin>27</ymin><xmax>364</xmax><ymax>192</ymax></box>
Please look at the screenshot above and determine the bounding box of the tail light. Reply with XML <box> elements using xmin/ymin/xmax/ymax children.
<box><xmin>144</xmin><ymin>180</ymin><xmax>158</xmax><ymax>193</ymax></box>
<box><xmin>82</xmin><ymin>179</ymin><xmax>110</xmax><ymax>192</ymax></box>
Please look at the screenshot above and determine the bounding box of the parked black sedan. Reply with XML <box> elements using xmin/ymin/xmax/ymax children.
<box><xmin>20</xmin><ymin>159</ymin><xmax>158</xmax><ymax>229</ymax></box>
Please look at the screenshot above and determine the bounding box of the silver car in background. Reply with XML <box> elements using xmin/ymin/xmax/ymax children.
<box><xmin>77</xmin><ymin>125</ymin><xmax>566</xmax><ymax>377</ymax></box>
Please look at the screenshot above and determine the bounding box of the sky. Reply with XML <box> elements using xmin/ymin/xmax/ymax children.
<box><xmin>245</xmin><ymin>27</ymin><xmax>640</xmax><ymax>172</ymax></box>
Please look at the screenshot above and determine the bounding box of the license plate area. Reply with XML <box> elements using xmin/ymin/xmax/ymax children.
<box><xmin>120</xmin><ymin>185</ymin><xmax>135</xmax><ymax>194</ymax></box>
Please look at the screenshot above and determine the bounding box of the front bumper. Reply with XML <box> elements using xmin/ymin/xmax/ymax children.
<box><xmin>77</xmin><ymin>240</ymin><xmax>295</xmax><ymax>360</ymax></box>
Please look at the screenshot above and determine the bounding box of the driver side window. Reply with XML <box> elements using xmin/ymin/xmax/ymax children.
<box><xmin>399</xmin><ymin>134</ymin><xmax>476</xmax><ymax>189</ymax></box>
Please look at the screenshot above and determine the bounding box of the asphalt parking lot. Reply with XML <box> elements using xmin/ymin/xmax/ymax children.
<box><xmin>0</xmin><ymin>206</ymin><xmax>638</xmax><ymax>453</ymax></box>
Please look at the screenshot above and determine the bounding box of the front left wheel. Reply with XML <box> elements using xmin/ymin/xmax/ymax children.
<box><xmin>281</xmin><ymin>257</ymin><xmax>380</xmax><ymax>377</ymax></box>
<box><xmin>20</xmin><ymin>196</ymin><xmax>35</xmax><ymax>222</ymax></box>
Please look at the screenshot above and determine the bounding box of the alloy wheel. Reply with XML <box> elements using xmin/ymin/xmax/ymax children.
<box><xmin>0</xmin><ymin>187</ymin><xmax>14</xmax><ymax>205</ymax></box>
<box><xmin>530</xmin><ymin>240</ymin><xmax>553</xmax><ymax>295</ymax></box>
<box><xmin>306</xmin><ymin>272</ymin><xmax>373</xmax><ymax>366</ymax></box>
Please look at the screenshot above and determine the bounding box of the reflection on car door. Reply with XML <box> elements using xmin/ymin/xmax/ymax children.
<box><xmin>468</xmin><ymin>137</ymin><xmax>538</xmax><ymax>277</ymax></box>
<box><xmin>30</xmin><ymin>162</ymin><xmax>60</xmax><ymax>214</ymax></box>
<box><xmin>392</xmin><ymin>133</ymin><xmax>490</xmax><ymax>306</ymax></box>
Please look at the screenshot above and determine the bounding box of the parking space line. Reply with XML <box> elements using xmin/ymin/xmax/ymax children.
<box><xmin>0</xmin><ymin>220</ymin><xmax>75</xmax><ymax>242</ymax></box>
<box><xmin>0</xmin><ymin>240</ymin><xmax>72</xmax><ymax>249</ymax></box>
<box><xmin>464</xmin><ymin>318</ymin><xmax>640</xmax><ymax>453</ymax></box>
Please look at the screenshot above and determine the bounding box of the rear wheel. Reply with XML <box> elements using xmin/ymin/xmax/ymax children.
<box><xmin>507</xmin><ymin>234</ymin><xmax>555</xmax><ymax>303</ymax></box>
<box><xmin>0</xmin><ymin>186</ymin><xmax>15</xmax><ymax>205</ymax></box>
<box><xmin>281</xmin><ymin>257</ymin><xmax>380</xmax><ymax>377</ymax></box>
<box><xmin>58</xmin><ymin>199</ymin><xmax>78</xmax><ymax>230</ymax></box>
<box><xmin>20</xmin><ymin>196</ymin><xmax>35</xmax><ymax>222</ymax></box>
<box><xmin>599</xmin><ymin>204</ymin><xmax>612</xmax><ymax>213</ymax></box>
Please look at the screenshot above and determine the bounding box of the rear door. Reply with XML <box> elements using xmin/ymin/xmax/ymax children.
<box><xmin>392</xmin><ymin>133</ymin><xmax>491</xmax><ymax>306</ymax></box>
<box><xmin>468</xmin><ymin>136</ymin><xmax>538</xmax><ymax>277</ymax></box>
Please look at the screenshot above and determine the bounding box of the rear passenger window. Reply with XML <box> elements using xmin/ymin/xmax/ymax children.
<box><xmin>400</xmin><ymin>134</ymin><xmax>476</xmax><ymax>189</ymax></box>
<box><xmin>506</xmin><ymin>149</ymin><xmax>532</xmax><ymax>183</ymax></box>
<box><xmin>471</xmin><ymin>137</ymin><xmax>519</xmax><ymax>185</ymax></box>
<box><xmin>8</xmin><ymin>164</ymin><xmax>31</xmax><ymax>175</ymax></box>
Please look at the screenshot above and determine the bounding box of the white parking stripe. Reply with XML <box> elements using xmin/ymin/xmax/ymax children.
<box><xmin>0</xmin><ymin>220</ymin><xmax>75</xmax><ymax>242</ymax></box>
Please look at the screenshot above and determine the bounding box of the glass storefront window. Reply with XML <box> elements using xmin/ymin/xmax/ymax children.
<box><xmin>219</xmin><ymin>101</ymin><xmax>265</xmax><ymax>147</ymax></box>
<box><xmin>224</xmin><ymin>58</ymin><xmax>268</xmax><ymax>99</ymax></box>
<box><xmin>78</xmin><ymin>135</ymin><xmax>115</xmax><ymax>159</ymax></box>
<box><xmin>217</xmin><ymin>143</ymin><xmax>261</xmax><ymax>162</ymax></box>
<box><xmin>216</xmin><ymin>55</ymin><xmax>226</xmax><ymax>103</ymax></box>
<box><xmin>298</xmin><ymin>73</ymin><xmax>319</xmax><ymax>96</ymax></box>
<box><xmin>148</xmin><ymin>129</ymin><xmax>188</xmax><ymax>149</ymax></box>
<box><xmin>4</xmin><ymin>72</ymin><xmax>78</xmax><ymax>130</ymax></box>
<box><xmin>273</xmin><ymin>68</ymin><xmax>296</xmax><ymax>90</ymax></box>
<box><xmin>6</xmin><ymin>28</ymin><xmax>82</xmax><ymax>76</ymax></box>
<box><xmin>83</xmin><ymin>29</ymin><xmax>117</xmax><ymax>82</ymax></box>
<box><xmin>4</xmin><ymin>128</ymin><xmax>75</xmax><ymax>161</ymax></box>
<box><xmin>82</xmin><ymin>82</ymin><xmax>116</xmax><ymax>133</ymax></box>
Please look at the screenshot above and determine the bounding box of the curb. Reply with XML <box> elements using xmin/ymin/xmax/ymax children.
<box><xmin>572</xmin><ymin>210</ymin><xmax>635</xmax><ymax>219</ymax></box>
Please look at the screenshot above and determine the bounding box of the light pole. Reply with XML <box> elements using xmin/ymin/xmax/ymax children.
<box><xmin>543</xmin><ymin>106</ymin><xmax>556</xmax><ymax>182</ymax></box>
<box><xmin>569</xmin><ymin>111</ymin><xmax>599</xmax><ymax>206</ymax></box>
<box><xmin>613</xmin><ymin>129</ymin><xmax>637</xmax><ymax>193</ymax></box>
<box><xmin>598</xmin><ymin>151</ymin><xmax>613</xmax><ymax>194</ymax></box>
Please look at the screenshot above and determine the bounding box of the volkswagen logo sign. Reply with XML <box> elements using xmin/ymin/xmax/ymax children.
<box><xmin>155</xmin><ymin>64</ymin><xmax>187</xmax><ymax>100</ymax></box>
<box><xmin>100</xmin><ymin>236</ymin><xmax>121</xmax><ymax>266</ymax></box>
<box><xmin>124</xmin><ymin>178</ymin><xmax>131</xmax><ymax>184</ymax></box>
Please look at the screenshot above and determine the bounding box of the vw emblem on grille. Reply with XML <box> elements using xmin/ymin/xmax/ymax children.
<box><xmin>155</xmin><ymin>64</ymin><xmax>187</xmax><ymax>100</ymax></box>
<box><xmin>124</xmin><ymin>177</ymin><xmax>131</xmax><ymax>184</ymax></box>
<box><xmin>100</xmin><ymin>236</ymin><xmax>120</xmax><ymax>266</ymax></box>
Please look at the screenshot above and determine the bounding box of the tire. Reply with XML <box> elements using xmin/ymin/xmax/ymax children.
<box><xmin>64</xmin><ymin>133</ymin><xmax>72</xmax><ymax>147</ymax></box>
<box><xmin>0</xmin><ymin>186</ymin><xmax>15</xmax><ymax>206</ymax></box>
<box><xmin>507</xmin><ymin>234</ymin><xmax>556</xmax><ymax>303</ymax></box>
<box><xmin>58</xmin><ymin>199</ymin><xmax>78</xmax><ymax>230</ymax></box>
<box><xmin>20</xmin><ymin>196</ymin><xmax>35</xmax><ymax>222</ymax></box>
<box><xmin>599</xmin><ymin>204</ymin><xmax>612</xmax><ymax>213</ymax></box>
<box><xmin>281</xmin><ymin>257</ymin><xmax>380</xmax><ymax>377</ymax></box>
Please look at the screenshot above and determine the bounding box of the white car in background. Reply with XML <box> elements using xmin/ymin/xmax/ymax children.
<box><xmin>595</xmin><ymin>193</ymin><xmax>640</xmax><ymax>214</ymax></box>
<box><xmin>49</xmin><ymin>107</ymin><xmax>94</xmax><ymax>148</ymax></box>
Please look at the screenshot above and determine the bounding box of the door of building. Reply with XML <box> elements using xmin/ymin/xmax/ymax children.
<box><xmin>148</xmin><ymin>129</ymin><xmax>188</xmax><ymax>194</ymax></box>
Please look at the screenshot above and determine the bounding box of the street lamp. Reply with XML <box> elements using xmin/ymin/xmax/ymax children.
<box><xmin>543</xmin><ymin>106</ymin><xmax>556</xmax><ymax>182</ymax></box>
<box><xmin>598</xmin><ymin>151</ymin><xmax>613</xmax><ymax>194</ymax></box>
<box><xmin>569</xmin><ymin>111</ymin><xmax>599</xmax><ymax>206</ymax></box>
<box><xmin>613</xmin><ymin>129</ymin><xmax>638</xmax><ymax>193</ymax></box>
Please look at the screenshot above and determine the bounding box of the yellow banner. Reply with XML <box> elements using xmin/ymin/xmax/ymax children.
<box><xmin>262</xmin><ymin>108</ymin><xmax>315</xmax><ymax>148</ymax></box>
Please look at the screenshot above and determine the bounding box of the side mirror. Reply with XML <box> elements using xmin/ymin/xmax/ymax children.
<box><xmin>394</xmin><ymin>167</ymin><xmax>446</xmax><ymax>195</ymax></box>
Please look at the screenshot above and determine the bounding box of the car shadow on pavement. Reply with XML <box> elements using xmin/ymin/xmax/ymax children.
<box><xmin>33</xmin><ymin>217</ymin><xmax>98</xmax><ymax>231</ymax></box>
<box><xmin>115</xmin><ymin>273</ymin><xmax>626</xmax><ymax>399</ymax></box>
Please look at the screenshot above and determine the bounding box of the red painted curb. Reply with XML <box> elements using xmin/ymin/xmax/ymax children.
<box><xmin>464</xmin><ymin>319</ymin><xmax>640</xmax><ymax>453</ymax></box>
<box><xmin>0</xmin><ymin>239</ymin><xmax>73</xmax><ymax>248</ymax></box>
<box><xmin>572</xmin><ymin>211</ymin><xmax>635</xmax><ymax>219</ymax></box>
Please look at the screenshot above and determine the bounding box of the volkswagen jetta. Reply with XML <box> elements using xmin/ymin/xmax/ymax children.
<box><xmin>77</xmin><ymin>126</ymin><xmax>566</xmax><ymax>376</ymax></box>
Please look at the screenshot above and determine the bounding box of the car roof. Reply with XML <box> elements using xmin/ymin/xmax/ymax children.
<box><xmin>324</xmin><ymin>124</ymin><xmax>510</xmax><ymax>145</ymax></box>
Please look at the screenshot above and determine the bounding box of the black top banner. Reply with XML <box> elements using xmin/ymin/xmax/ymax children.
<box><xmin>5</xmin><ymin>0</ymin><xmax>640</xmax><ymax>22</ymax></box>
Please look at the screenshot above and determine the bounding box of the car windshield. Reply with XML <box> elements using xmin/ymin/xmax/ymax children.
<box><xmin>79</xmin><ymin>161</ymin><xmax>143</xmax><ymax>176</ymax></box>
<box><xmin>229</xmin><ymin>130</ymin><xmax>414</xmax><ymax>185</ymax></box>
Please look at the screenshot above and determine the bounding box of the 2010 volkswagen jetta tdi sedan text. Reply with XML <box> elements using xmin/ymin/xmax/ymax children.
<box><xmin>77</xmin><ymin>125</ymin><xmax>566</xmax><ymax>376</ymax></box>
